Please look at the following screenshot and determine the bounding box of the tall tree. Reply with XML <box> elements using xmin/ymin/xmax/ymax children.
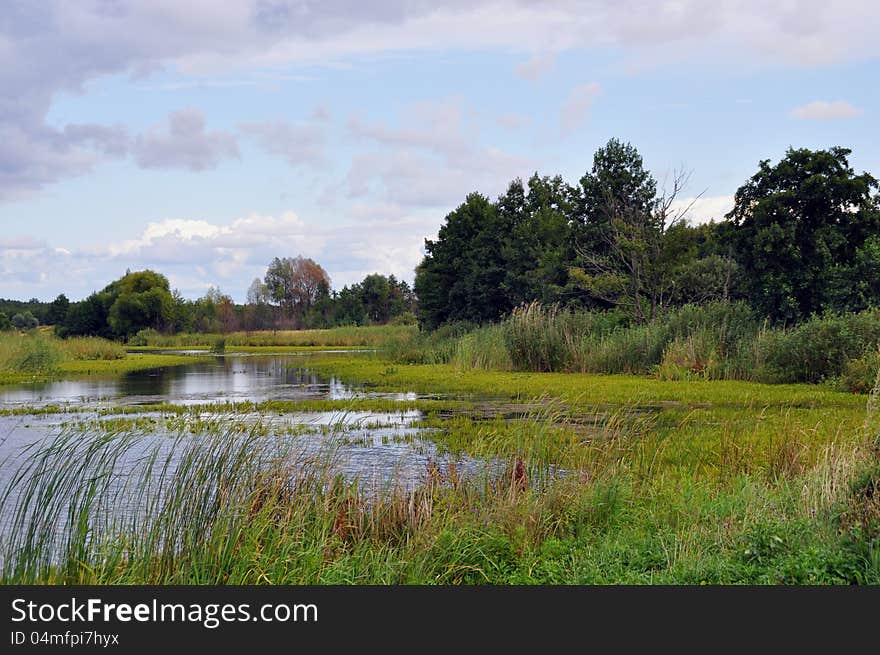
<box><xmin>106</xmin><ymin>270</ymin><xmax>174</xmax><ymax>338</ymax></box>
<box><xmin>575</xmin><ymin>138</ymin><xmax>658</xmax><ymax>262</ymax></box>
<box><xmin>571</xmin><ymin>169</ymin><xmax>695</xmax><ymax>322</ymax></box>
<box><xmin>415</xmin><ymin>192</ymin><xmax>510</xmax><ymax>329</ymax></box>
<box><xmin>264</xmin><ymin>256</ymin><xmax>331</xmax><ymax>327</ymax></box>
<box><xmin>498</xmin><ymin>174</ymin><xmax>576</xmax><ymax>307</ymax></box>
<box><xmin>726</xmin><ymin>147</ymin><xmax>880</xmax><ymax>322</ymax></box>
<box><xmin>46</xmin><ymin>294</ymin><xmax>70</xmax><ymax>325</ymax></box>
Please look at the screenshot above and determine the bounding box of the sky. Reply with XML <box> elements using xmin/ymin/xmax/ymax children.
<box><xmin>1</xmin><ymin>1</ymin><xmax>878</xmax><ymax>303</ymax></box>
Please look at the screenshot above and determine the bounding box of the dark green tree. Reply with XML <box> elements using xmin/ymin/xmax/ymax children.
<box><xmin>498</xmin><ymin>174</ymin><xmax>576</xmax><ymax>307</ymax></box>
<box><xmin>415</xmin><ymin>192</ymin><xmax>511</xmax><ymax>329</ymax></box>
<box><xmin>575</xmin><ymin>138</ymin><xmax>658</xmax><ymax>260</ymax></box>
<box><xmin>726</xmin><ymin>147</ymin><xmax>880</xmax><ymax>322</ymax></box>
<box><xmin>106</xmin><ymin>270</ymin><xmax>174</xmax><ymax>338</ymax></box>
<box><xmin>46</xmin><ymin>293</ymin><xmax>70</xmax><ymax>325</ymax></box>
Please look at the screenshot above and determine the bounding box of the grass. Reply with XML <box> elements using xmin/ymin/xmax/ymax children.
<box><xmin>0</xmin><ymin>331</ymin><xmax>209</xmax><ymax>385</ymax></box>
<box><xmin>0</xmin><ymin>348</ymin><xmax>877</xmax><ymax>584</ymax></box>
<box><xmin>390</xmin><ymin>303</ymin><xmax>880</xmax><ymax>393</ymax></box>
<box><xmin>128</xmin><ymin>325</ymin><xmax>418</xmax><ymax>348</ymax></box>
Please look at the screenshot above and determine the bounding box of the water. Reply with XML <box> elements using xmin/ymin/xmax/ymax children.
<box><xmin>0</xmin><ymin>354</ymin><xmax>490</xmax><ymax>554</ymax></box>
<box><xmin>0</xmin><ymin>354</ymin><xmax>417</xmax><ymax>408</ymax></box>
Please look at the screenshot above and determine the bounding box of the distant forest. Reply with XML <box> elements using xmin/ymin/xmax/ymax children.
<box><xmin>2</xmin><ymin>139</ymin><xmax>878</xmax><ymax>341</ymax></box>
<box><xmin>0</xmin><ymin>265</ymin><xmax>417</xmax><ymax>340</ymax></box>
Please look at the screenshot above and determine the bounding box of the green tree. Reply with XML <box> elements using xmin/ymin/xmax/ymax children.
<box><xmin>58</xmin><ymin>293</ymin><xmax>113</xmax><ymax>338</ymax></box>
<box><xmin>575</xmin><ymin>138</ymin><xmax>657</xmax><ymax>261</ymax></box>
<box><xmin>415</xmin><ymin>192</ymin><xmax>511</xmax><ymax>329</ymax></box>
<box><xmin>46</xmin><ymin>294</ymin><xmax>70</xmax><ymax>325</ymax></box>
<box><xmin>106</xmin><ymin>271</ymin><xmax>174</xmax><ymax>338</ymax></box>
<box><xmin>727</xmin><ymin>147</ymin><xmax>880</xmax><ymax>322</ymax></box>
<box><xmin>11</xmin><ymin>311</ymin><xmax>39</xmax><ymax>330</ymax></box>
<box><xmin>570</xmin><ymin>146</ymin><xmax>692</xmax><ymax>322</ymax></box>
<box><xmin>0</xmin><ymin>312</ymin><xmax>10</xmax><ymax>331</ymax></box>
<box><xmin>498</xmin><ymin>174</ymin><xmax>576</xmax><ymax>307</ymax></box>
<box><xmin>264</xmin><ymin>256</ymin><xmax>331</xmax><ymax>327</ymax></box>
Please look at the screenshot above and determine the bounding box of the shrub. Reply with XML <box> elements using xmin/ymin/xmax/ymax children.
<box><xmin>14</xmin><ymin>336</ymin><xmax>64</xmax><ymax>373</ymax></box>
<box><xmin>64</xmin><ymin>336</ymin><xmax>126</xmax><ymax>361</ymax></box>
<box><xmin>756</xmin><ymin>309</ymin><xmax>880</xmax><ymax>383</ymax></box>
<box><xmin>128</xmin><ymin>328</ymin><xmax>160</xmax><ymax>346</ymax></box>
<box><xmin>841</xmin><ymin>349</ymin><xmax>880</xmax><ymax>394</ymax></box>
<box><xmin>11</xmin><ymin>312</ymin><xmax>39</xmax><ymax>331</ymax></box>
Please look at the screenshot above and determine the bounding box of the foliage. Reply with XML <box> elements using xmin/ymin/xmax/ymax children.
<box><xmin>755</xmin><ymin>309</ymin><xmax>880</xmax><ymax>383</ymax></box>
<box><xmin>727</xmin><ymin>147</ymin><xmax>880</xmax><ymax>322</ymax></box>
<box><xmin>58</xmin><ymin>270</ymin><xmax>174</xmax><ymax>340</ymax></box>
<box><xmin>264</xmin><ymin>256</ymin><xmax>331</xmax><ymax>326</ymax></box>
<box><xmin>11</xmin><ymin>311</ymin><xmax>39</xmax><ymax>330</ymax></box>
<box><xmin>415</xmin><ymin>192</ymin><xmax>511</xmax><ymax>329</ymax></box>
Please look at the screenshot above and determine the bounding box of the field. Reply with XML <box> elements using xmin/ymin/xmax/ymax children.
<box><xmin>0</xmin><ymin>325</ymin><xmax>878</xmax><ymax>584</ymax></box>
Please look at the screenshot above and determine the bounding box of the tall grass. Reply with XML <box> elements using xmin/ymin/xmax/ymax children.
<box><xmin>0</xmin><ymin>333</ymin><xmax>125</xmax><ymax>381</ymax></box>
<box><xmin>2</xmin><ymin>386</ymin><xmax>878</xmax><ymax>584</ymax></box>
<box><xmin>412</xmin><ymin>302</ymin><xmax>880</xmax><ymax>390</ymax></box>
<box><xmin>129</xmin><ymin>325</ymin><xmax>417</xmax><ymax>349</ymax></box>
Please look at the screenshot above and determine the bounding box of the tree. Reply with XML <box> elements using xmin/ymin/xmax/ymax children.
<box><xmin>244</xmin><ymin>278</ymin><xmax>273</xmax><ymax>332</ymax></box>
<box><xmin>59</xmin><ymin>270</ymin><xmax>174</xmax><ymax>339</ymax></box>
<box><xmin>415</xmin><ymin>193</ymin><xmax>511</xmax><ymax>329</ymax></box>
<box><xmin>11</xmin><ymin>311</ymin><xmax>39</xmax><ymax>330</ymax></box>
<box><xmin>264</xmin><ymin>256</ymin><xmax>331</xmax><ymax>327</ymax></box>
<box><xmin>570</xmin><ymin>143</ymin><xmax>695</xmax><ymax>322</ymax></box>
<box><xmin>575</xmin><ymin>138</ymin><xmax>658</xmax><ymax>261</ymax></box>
<box><xmin>0</xmin><ymin>312</ymin><xmax>10</xmax><ymax>331</ymax></box>
<box><xmin>58</xmin><ymin>293</ymin><xmax>113</xmax><ymax>338</ymax></box>
<box><xmin>498</xmin><ymin>174</ymin><xmax>576</xmax><ymax>307</ymax></box>
<box><xmin>106</xmin><ymin>270</ymin><xmax>174</xmax><ymax>338</ymax></box>
<box><xmin>46</xmin><ymin>294</ymin><xmax>70</xmax><ymax>325</ymax></box>
<box><xmin>726</xmin><ymin>147</ymin><xmax>880</xmax><ymax>322</ymax></box>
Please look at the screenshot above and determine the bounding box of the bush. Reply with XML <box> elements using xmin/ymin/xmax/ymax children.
<box><xmin>756</xmin><ymin>309</ymin><xmax>880</xmax><ymax>383</ymax></box>
<box><xmin>11</xmin><ymin>312</ymin><xmax>39</xmax><ymax>331</ymax></box>
<box><xmin>64</xmin><ymin>336</ymin><xmax>126</xmax><ymax>361</ymax></box>
<box><xmin>389</xmin><ymin>312</ymin><xmax>418</xmax><ymax>326</ymax></box>
<box><xmin>127</xmin><ymin>328</ymin><xmax>160</xmax><ymax>346</ymax></box>
<box><xmin>14</xmin><ymin>336</ymin><xmax>64</xmax><ymax>373</ymax></box>
<box><xmin>840</xmin><ymin>349</ymin><xmax>880</xmax><ymax>394</ymax></box>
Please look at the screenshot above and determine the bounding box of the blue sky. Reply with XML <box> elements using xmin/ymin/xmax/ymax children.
<box><xmin>1</xmin><ymin>1</ymin><xmax>878</xmax><ymax>302</ymax></box>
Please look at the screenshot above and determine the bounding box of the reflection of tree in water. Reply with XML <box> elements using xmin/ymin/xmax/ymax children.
<box><xmin>283</xmin><ymin>367</ymin><xmax>323</xmax><ymax>387</ymax></box>
<box><xmin>119</xmin><ymin>365</ymin><xmax>188</xmax><ymax>398</ymax></box>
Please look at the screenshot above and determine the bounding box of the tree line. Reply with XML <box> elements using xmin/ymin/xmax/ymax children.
<box><xmin>1</xmin><ymin>262</ymin><xmax>416</xmax><ymax>340</ymax></box>
<box><xmin>414</xmin><ymin>140</ymin><xmax>880</xmax><ymax>329</ymax></box>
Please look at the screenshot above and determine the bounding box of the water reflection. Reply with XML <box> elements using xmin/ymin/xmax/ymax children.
<box><xmin>0</xmin><ymin>355</ymin><xmax>417</xmax><ymax>408</ymax></box>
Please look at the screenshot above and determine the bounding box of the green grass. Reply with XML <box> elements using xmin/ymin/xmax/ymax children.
<box><xmin>128</xmin><ymin>325</ymin><xmax>418</xmax><ymax>348</ymax></box>
<box><xmin>0</xmin><ymin>349</ymin><xmax>877</xmax><ymax>584</ymax></box>
<box><xmin>0</xmin><ymin>331</ymin><xmax>209</xmax><ymax>385</ymax></box>
<box><xmin>393</xmin><ymin>304</ymin><xmax>880</xmax><ymax>393</ymax></box>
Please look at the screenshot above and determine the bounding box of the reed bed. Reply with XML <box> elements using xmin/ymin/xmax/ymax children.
<box><xmin>399</xmin><ymin>302</ymin><xmax>880</xmax><ymax>391</ymax></box>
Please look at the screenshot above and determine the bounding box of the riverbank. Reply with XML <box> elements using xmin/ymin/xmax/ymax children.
<box><xmin>0</xmin><ymin>350</ymin><xmax>877</xmax><ymax>584</ymax></box>
<box><xmin>0</xmin><ymin>331</ymin><xmax>211</xmax><ymax>386</ymax></box>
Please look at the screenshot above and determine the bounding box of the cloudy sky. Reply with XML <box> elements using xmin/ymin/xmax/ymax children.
<box><xmin>1</xmin><ymin>1</ymin><xmax>878</xmax><ymax>302</ymax></box>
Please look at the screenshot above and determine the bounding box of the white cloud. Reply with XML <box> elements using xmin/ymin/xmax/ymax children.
<box><xmin>560</xmin><ymin>83</ymin><xmax>602</xmax><ymax>134</ymax></box>
<box><xmin>345</xmin><ymin>98</ymin><xmax>534</xmax><ymax>208</ymax></box>
<box><xmin>671</xmin><ymin>194</ymin><xmax>735</xmax><ymax>225</ymax></box>
<box><xmin>239</xmin><ymin>120</ymin><xmax>325</xmax><ymax>166</ymax></box>
<box><xmin>1</xmin><ymin>2</ymin><xmax>879</xmax><ymax>199</ymax></box>
<box><xmin>497</xmin><ymin>113</ymin><xmax>531</xmax><ymax>131</ymax></box>
<box><xmin>0</xmin><ymin>209</ymin><xmax>437</xmax><ymax>301</ymax></box>
<box><xmin>134</xmin><ymin>108</ymin><xmax>240</xmax><ymax>170</ymax></box>
<box><xmin>789</xmin><ymin>100</ymin><xmax>863</xmax><ymax>120</ymax></box>
<box><xmin>516</xmin><ymin>52</ymin><xmax>556</xmax><ymax>81</ymax></box>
